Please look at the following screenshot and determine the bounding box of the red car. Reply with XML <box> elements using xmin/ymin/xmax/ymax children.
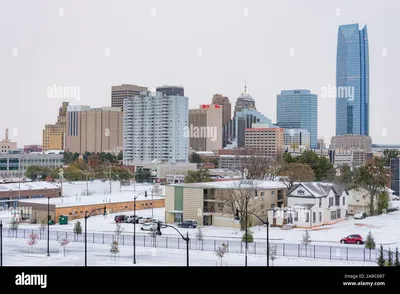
<box><xmin>340</xmin><ymin>234</ymin><xmax>364</xmax><ymax>244</ymax></box>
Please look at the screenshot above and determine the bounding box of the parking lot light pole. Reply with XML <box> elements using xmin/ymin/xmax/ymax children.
<box><xmin>236</xmin><ymin>209</ymin><xmax>272</xmax><ymax>267</ymax></box>
<box><xmin>0</xmin><ymin>219</ymin><xmax>3</xmax><ymax>267</ymax></box>
<box><xmin>158</xmin><ymin>222</ymin><xmax>189</xmax><ymax>266</ymax></box>
<box><xmin>133</xmin><ymin>191</ymin><xmax>146</xmax><ymax>264</ymax></box>
<box><xmin>85</xmin><ymin>206</ymin><xmax>107</xmax><ymax>267</ymax></box>
<box><xmin>47</xmin><ymin>197</ymin><xmax>50</xmax><ymax>256</ymax></box>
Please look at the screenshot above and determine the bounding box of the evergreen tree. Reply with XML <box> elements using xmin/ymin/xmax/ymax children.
<box><xmin>394</xmin><ymin>247</ymin><xmax>400</xmax><ymax>267</ymax></box>
<box><xmin>377</xmin><ymin>244</ymin><xmax>385</xmax><ymax>267</ymax></box>
<box><xmin>387</xmin><ymin>248</ymin><xmax>393</xmax><ymax>266</ymax></box>
<box><xmin>365</xmin><ymin>231</ymin><xmax>376</xmax><ymax>250</ymax></box>
<box><xmin>73</xmin><ymin>221</ymin><xmax>82</xmax><ymax>241</ymax></box>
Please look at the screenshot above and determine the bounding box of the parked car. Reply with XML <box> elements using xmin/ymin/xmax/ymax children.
<box><xmin>114</xmin><ymin>215</ymin><xmax>126</xmax><ymax>223</ymax></box>
<box><xmin>134</xmin><ymin>216</ymin><xmax>143</xmax><ymax>224</ymax></box>
<box><xmin>185</xmin><ymin>219</ymin><xmax>198</xmax><ymax>227</ymax></box>
<box><xmin>178</xmin><ymin>220</ymin><xmax>197</xmax><ymax>228</ymax></box>
<box><xmin>390</xmin><ymin>195</ymin><xmax>400</xmax><ymax>201</ymax></box>
<box><xmin>354</xmin><ymin>212</ymin><xmax>367</xmax><ymax>219</ymax></box>
<box><xmin>340</xmin><ymin>234</ymin><xmax>364</xmax><ymax>244</ymax></box>
<box><xmin>139</xmin><ymin>217</ymin><xmax>153</xmax><ymax>224</ymax></box>
<box><xmin>141</xmin><ymin>223</ymin><xmax>157</xmax><ymax>231</ymax></box>
<box><xmin>125</xmin><ymin>215</ymin><xmax>137</xmax><ymax>223</ymax></box>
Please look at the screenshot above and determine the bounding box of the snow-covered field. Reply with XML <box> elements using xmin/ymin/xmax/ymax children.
<box><xmin>2</xmin><ymin>238</ymin><xmax>376</xmax><ymax>267</ymax></box>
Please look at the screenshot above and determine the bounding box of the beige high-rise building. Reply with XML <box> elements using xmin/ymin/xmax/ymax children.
<box><xmin>245</xmin><ymin>125</ymin><xmax>284</xmax><ymax>158</ymax></box>
<box><xmin>330</xmin><ymin>135</ymin><xmax>372</xmax><ymax>153</ymax></box>
<box><xmin>42</xmin><ymin>102</ymin><xmax>69</xmax><ymax>151</ymax></box>
<box><xmin>0</xmin><ymin>128</ymin><xmax>17</xmax><ymax>153</ymax></box>
<box><xmin>111</xmin><ymin>84</ymin><xmax>148</xmax><ymax>111</ymax></box>
<box><xmin>188</xmin><ymin>104</ymin><xmax>222</xmax><ymax>152</ymax></box>
<box><xmin>65</xmin><ymin>106</ymin><xmax>123</xmax><ymax>154</ymax></box>
<box><xmin>212</xmin><ymin>94</ymin><xmax>231</xmax><ymax>127</ymax></box>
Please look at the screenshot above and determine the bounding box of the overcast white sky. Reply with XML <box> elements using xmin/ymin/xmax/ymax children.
<box><xmin>0</xmin><ymin>0</ymin><xmax>398</xmax><ymax>147</ymax></box>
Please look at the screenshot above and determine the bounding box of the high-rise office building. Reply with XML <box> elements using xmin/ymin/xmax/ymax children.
<box><xmin>42</xmin><ymin>101</ymin><xmax>69</xmax><ymax>151</ymax></box>
<box><xmin>330</xmin><ymin>134</ymin><xmax>372</xmax><ymax>153</ymax></box>
<box><xmin>390</xmin><ymin>158</ymin><xmax>400</xmax><ymax>196</ymax></box>
<box><xmin>245</xmin><ymin>126</ymin><xmax>284</xmax><ymax>158</ymax></box>
<box><xmin>65</xmin><ymin>106</ymin><xmax>123</xmax><ymax>154</ymax></box>
<box><xmin>0</xmin><ymin>129</ymin><xmax>17</xmax><ymax>153</ymax></box>
<box><xmin>276</xmin><ymin>89</ymin><xmax>318</xmax><ymax>148</ymax></box>
<box><xmin>234</xmin><ymin>85</ymin><xmax>255</xmax><ymax>117</ymax></box>
<box><xmin>212</xmin><ymin>94</ymin><xmax>231</xmax><ymax>127</ymax></box>
<box><xmin>123</xmin><ymin>91</ymin><xmax>188</xmax><ymax>165</ymax></box>
<box><xmin>111</xmin><ymin>84</ymin><xmax>148</xmax><ymax>111</ymax></box>
<box><xmin>336</xmin><ymin>24</ymin><xmax>369</xmax><ymax>136</ymax></box>
<box><xmin>156</xmin><ymin>85</ymin><xmax>184</xmax><ymax>97</ymax></box>
<box><xmin>189</xmin><ymin>104</ymin><xmax>222</xmax><ymax>152</ymax></box>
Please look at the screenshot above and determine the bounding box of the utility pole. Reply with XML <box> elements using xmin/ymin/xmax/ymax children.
<box><xmin>86</xmin><ymin>172</ymin><xmax>88</xmax><ymax>196</ymax></box>
<box><xmin>109</xmin><ymin>167</ymin><xmax>112</xmax><ymax>195</ymax></box>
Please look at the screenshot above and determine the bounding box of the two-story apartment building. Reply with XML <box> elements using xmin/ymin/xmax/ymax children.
<box><xmin>165</xmin><ymin>180</ymin><xmax>287</xmax><ymax>228</ymax></box>
<box><xmin>272</xmin><ymin>182</ymin><xmax>348</xmax><ymax>228</ymax></box>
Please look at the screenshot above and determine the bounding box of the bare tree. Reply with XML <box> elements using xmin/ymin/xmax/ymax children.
<box><xmin>114</xmin><ymin>223</ymin><xmax>125</xmax><ymax>243</ymax></box>
<box><xmin>302</xmin><ymin>230</ymin><xmax>312</xmax><ymax>257</ymax></box>
<box><xmin>242</xmin><ymin>154</ymin><xmax>273</xmax><ymax>180</ymax></box>
<box><xmin>215</xmin><ymin>243</ymin><xmax>228</xmax><ymax>266</ymax></box>
<box><xmin>266</xmin><ymin>156</ymin><xmax>283</xmax><ymax>181</ymax></box>
<box><xmin>269</xmin><ymin>245</ymin><xmax>278</xmax><ymax>266</ymax></box>
<box><xmin>222</xmin><ymin>180</ymin><xmax>261</xmax><ymax>231</ymax></box>
<box><xmin>195</xmin><ymin>227</ymin><xmax>205</xmax><ymax>250</ymax></box>
<box><xmin>279</xmin><ymin>163</ymin><xmax>315</xmax><ymax>189</ymax></box>
<box><xmin>9</xmin><ymin>218</ymin><xmax>19</xmax><ymax>237</ymax></box>
<box><xmin>151</xmin><ymin>183</ymin><xmax>162</xmax><ymax>197</ymax></box>
<box><xmin>149</xmin><ymin>229</ymin><xmax>157</xmax><ymax>247</ymax></box>
<box><xmin>235</xmin><ymin>148</ymin><xmax>256</xmax><ymax>179</ymax></box>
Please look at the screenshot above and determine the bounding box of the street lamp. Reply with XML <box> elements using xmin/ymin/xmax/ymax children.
<box><xmin>47</xmin><ymin>196</ymin><xmax>50</xmax><ymax>256</ymax></box>
<box><xmin>235</xmin><ymin>208</ymin><xmax>274</xmax><ymax>267</ymax></box>
<box><xmin>157</xmin><ymin>221</ymin><xmax>189</xmax><ymax>266</ymax></box>
<box><xmin>133</xmin><ymin>191</ymin><xmax>147</xmax><ymax>264</ymax></box>
<box><xmin>0</xmin><ymin>219</ymin><xmax>3</xmax><ymax>267</ymax></box>
<box><xmin>84</xmin><ymin>206</ymin><xmax>107</xmax><ymax>267</ymax></box>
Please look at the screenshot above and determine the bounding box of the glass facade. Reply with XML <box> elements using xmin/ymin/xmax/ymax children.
<box><xmin>276</xmin><ymin>90</ymin><xmax>318</xmax><ymax>148</ymax></box>
<box><xmin>336</xmin><ymin>24</ymin><xmax>369</xmax><ymax>136</ymax></box>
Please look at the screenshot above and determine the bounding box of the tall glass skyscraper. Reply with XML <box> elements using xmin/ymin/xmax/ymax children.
<box><xmin>336</xmin><ymin>24</ymin><xmax>369</xmax><ymax>136</ymax></box>
<box><xmin>276</xmin><ymin>90</ymin><xmax>318</xmax><ymax>148</ymax></box>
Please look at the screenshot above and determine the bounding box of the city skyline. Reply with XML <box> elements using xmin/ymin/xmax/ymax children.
<box><xmin>0</xmin><ymin>0</ymin><xmax>398</xmax><ymax>146</ymax></box>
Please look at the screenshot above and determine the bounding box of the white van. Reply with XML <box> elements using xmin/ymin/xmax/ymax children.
<box><xmin>141</xmin><ymin>223</ymin><xmax>157</xmax><ymax>231</ymax></box>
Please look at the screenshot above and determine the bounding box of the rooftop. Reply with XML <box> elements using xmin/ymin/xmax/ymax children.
<box><xmin>171</xmin><ymin>180</ymin><xmax>287</xmax><ymax>190</ymax></box>
<box><xmin>0</xmin><ymin>182</ymin><xmax>60</xmax><ymax>191</ymax></box>
<box><xmin>18</xmin><ymin>188</ymin><xmax>164</xmax><ymax>208</ymax></box>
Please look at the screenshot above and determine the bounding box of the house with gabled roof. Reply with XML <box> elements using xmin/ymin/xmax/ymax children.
<box><xmin>280</xmin><ymin>182</ymin><xmax>348</xmax><ymax>228</ymax></box>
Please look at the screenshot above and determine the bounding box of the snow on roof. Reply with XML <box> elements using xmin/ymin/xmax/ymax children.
<box><xmin>18</xmin><ymin>190</ymin><xmax>164</xmax><ymax>208</ymax></box>
<box><xmin>288</xmin><ymin>182</ymin><xmax>346</xmax><ymax>198</ymax></box>
<box><xmin>0</xmin><ymin>182</ymin><xmax>59</xmax><ymax>191</ymax></box>
<box><xmin>172</xmin><ymin>180</ymin><xmax>287</xmax><ymax>190</ymax></box>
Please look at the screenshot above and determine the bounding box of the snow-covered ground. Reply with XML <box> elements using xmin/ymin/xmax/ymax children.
<box><xmin>6</xmin><ymin>204</ymin><xmax>400</xmax><ymax>251</ymax></box>
<box><xmin>2</xmin><ymin>238</ymin><xmax>376</xmax><ymax>267</ymax></box>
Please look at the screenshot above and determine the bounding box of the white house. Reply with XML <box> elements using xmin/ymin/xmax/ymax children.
<box><xmin>269</xmin><ymin>182</ymin><xmax>348</xmax><ymax>228</ymax></box>
<box><xmin>347</xmin><ymin>187</ymin><xmax>394</xmax><ymax>215</ymax></box>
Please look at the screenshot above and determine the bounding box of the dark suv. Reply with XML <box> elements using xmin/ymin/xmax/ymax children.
<box><xmin>178</xmin><ymin>220</ymin><xmax>197</xmax><ymax>228</ymax></box>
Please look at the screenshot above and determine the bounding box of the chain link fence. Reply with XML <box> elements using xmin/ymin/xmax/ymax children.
<box><xmin>4</xmin><ymin>227</ymin><xmax>378</xmax><ymax>262</ymax></box>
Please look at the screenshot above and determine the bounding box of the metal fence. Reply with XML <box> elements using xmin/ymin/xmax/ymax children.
<box><xmin>3</xmin><ymin>227</ymin><xmax>378</xmax><ymax>262</ymax></box>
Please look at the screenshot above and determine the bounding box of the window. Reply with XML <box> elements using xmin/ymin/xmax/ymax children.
<box><xmin>271</xmin><ymin>191</ymin><xmax>275</xmax><ymax>196</ymax></box>
<box><xmin>305</xmin><ymin>213</ymin><xmax>309</xmax><ymax>222</ymax></box>
<box><xmin>271</xmin><ymin>204</ymin><xmax>275</xmax><ymax>208</ymax></box>
<box><xmin>335</xmin><ymin>197</ymin><xmax>340</xmax><ymax>206</ymax></box>
<box><xmin>319</xmin><ymin>212</ymin><xmax>322</xmax><ymax>222</ymax></box>
<box><xmin>313</xmin><ymin>212</ymin><xmax>316</xmax><ymax>223</ymax></box>
<box><xmin>319</xmin><ymin>198</ymin><xmax>321</xmax><ymax>208</ymax></box>
<box><xmin>342</xmin><ymin>197</ymin><xmax>345</xmax><ymax>206</ymax></box>
<box><xmin>337</xmin><ymin>209</ymin><xmax>341</xmax><ymax>219</ymax></box>
<box><xmin>329</xmin><ymin>197</ymin><xmax>333</xmax><ymax>207</ymax></box>
<box><xmin>330</xmin><ymin>211</ymin><xmax>336</xmax><ymax>220</ymax></box>
<box><xmin>294</xmin><ymin>211</ymin><xmax>298</xmax><ymax>221</ymax></box>
<box><xmin>260</xmin><ymin>192</ymin><xmax>265</xmax><ymax>196</ymax></box>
